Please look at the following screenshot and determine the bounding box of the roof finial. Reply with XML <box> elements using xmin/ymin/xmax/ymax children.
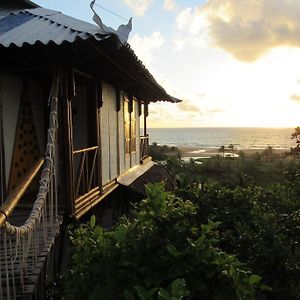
<box><xmin>90</xmin><ymin>0</ymin><xmax>132</xmax><ymax>44</ymax></box>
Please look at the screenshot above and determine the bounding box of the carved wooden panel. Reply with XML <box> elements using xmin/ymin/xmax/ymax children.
<box><xmin>8</xmin><ymin>83</ymin><xmax>40</xmax><ymax>193</ymax></box>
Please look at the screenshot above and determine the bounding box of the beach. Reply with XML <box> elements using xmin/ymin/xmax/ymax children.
<box><xmin>178</xmin><ymin>146</ymin><xmax>288</xmax><ymax>159</ymax></box>
<box><xmin>148</xmin><ymin>128</ymin><xmax>294</xmax><ymax>156</ymax></box>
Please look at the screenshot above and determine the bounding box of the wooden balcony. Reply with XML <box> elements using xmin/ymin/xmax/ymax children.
<box><xmin>140</xmin><ymin>135</ymin><xmax>150</xmax><ymax>161</ymax></box>
<box><xmin>73</xmin><ymin>146</ymin><xmax>99</xmax><ymax>202</ymax></box>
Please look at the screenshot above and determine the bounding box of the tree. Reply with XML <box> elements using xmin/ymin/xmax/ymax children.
<box><xmin>218</xmin><ymin>145</ymin><xmax>226</xmax><ymax>158</ymax></box>
<box><xmin>227</xmin><ymin>144</ymin><xmax>235</xmax><ymax>158</ymax></box>
<box><xmin>263</xmin><ymin>145</ymin><xmax>274</xmax><ymax>160</ymax></box>
<box><xmin>291</xmin><ymin>127</ymin><xmax>300</xmax><ymax>158</ymax></box>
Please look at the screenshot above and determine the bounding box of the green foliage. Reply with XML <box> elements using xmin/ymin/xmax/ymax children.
<box><xmin>150</xmin><ymin>143</ymin><xmax>181</xmax><ymax>161</ymax></box>
<box><xmin>290</xmin><ymin>126</ymin><xmax>300</xmax><ymax>158</ymax></box>
<box><xmin>176</xmin><ymin>182</ymin><xmax>300</xmax><ymax>299</ymax></box>
<box><xmin>170</xmin><ymin>153</ymin><xmax>300</xmax><ymax>188</ymax></box>
<box><xmin>63</xmin><ymin>183</ymin><xmax>261</xmax><ymax>300</ymax></box>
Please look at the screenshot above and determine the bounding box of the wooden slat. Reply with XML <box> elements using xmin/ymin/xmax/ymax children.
<box><xmin>74</xmin><ymin>187</ymin><xmax>100</xmax><ymax>211</ymax></box>
<box><xmin>75</xmin><ymin>183</ymin><xmax>119</xmax><ymax>219</ymax></box>
<box><xmin>0</xmin><ymin>212</ymin><xmax>63</xmax><ymax>300</ymax></box>
<box><xmin>73</xmin><ymin>146</ymin><xmax>98</xmax><ymax>155</ymax></box>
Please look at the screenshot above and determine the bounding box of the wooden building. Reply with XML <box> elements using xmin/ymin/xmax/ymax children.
<box><xmin>0</xmin><ymin>0</ymin><xmax>179</xmax><ymax>298</ymax></box>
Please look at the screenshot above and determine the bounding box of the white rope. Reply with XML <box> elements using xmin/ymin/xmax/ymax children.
<box><xmin>3</xmin><ymin>76</ymin><xmax>59</xmax><ymax>236</ymax></box>
<box><xmin>0</xmin><ymin>75</ymin><xmax>60</xmax><ymax>299</ymax></box>
<box><xmin>9</xmin><ymin>238</ymin><xmax>16</xmax><ymax>299</ymax></box>
<box><xmin>0</xmin><ymin>233</ymin><xmax>3</xmax><ymax>300</ymax></box>
<box><xmin>4</xmin><ymin>232</ymin><xmax>11</xmax><ymax>300</ymax></box>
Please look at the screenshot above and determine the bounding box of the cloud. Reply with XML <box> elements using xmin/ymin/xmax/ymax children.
<box><xmin>164</xmin><ymin>0</ymin><xmax>177</xmax><ymax>12</ymax></box>
<box><xmin>176</xmin><ymin>0</ymin><xmax>300</xmax><ymax>62</ymax></box>
<box><xmin>207</xmin><ymin>108</ymin><xmax>225</xmax><ymax>114</ymax></box>
<box><xmin>123</xmin><ymin>0</ymin><xmax>152</xmax><ymax>16</ymax></box>
<box><xmin>177</xmin><ymin>100</ymin><xmax>202</xmax><ymax>113</ymax></box>
<box><xmin>176</xmin><ymin>7</ymin><xmax>208</xmax><ymax>36</ymax></box>
<box><xmin>290</xmin><ymin>94</ymin><xmax>300</xmax><ymax>103</ymax></box>
<box><xmin>148</xmin><ymin>100</ymin><xmax>203</xmax><ymax>128</ymax></box>
<box><xmin>129</xmin><ymin>31</ymin><xmax>164</xmax><ymax>67</ymax></box>
<box><xmin>197</xmin><ymin>93</ymin><xmax>206</xmax><ymax>98</ymax></box>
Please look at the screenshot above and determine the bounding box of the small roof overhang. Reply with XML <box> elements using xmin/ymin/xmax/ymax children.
<box><xmin>117</xmin><ymin>162</ymin><xmax>175</xmax><ymax>197</ymax></box>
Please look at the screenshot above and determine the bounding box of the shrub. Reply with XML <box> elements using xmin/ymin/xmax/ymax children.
<box><xmin>63</xmin><ymin>183</ymin><xmax>262</xmax><ymax>300</ymax></box>
<box><xmin>177</xmin><ymin>183</ymin><xmax>300</xmax><ymax>299</ymax></box>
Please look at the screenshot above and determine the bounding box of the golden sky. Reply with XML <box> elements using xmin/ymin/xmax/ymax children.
<box><xmin>128</xmin><ymin>0</ymin><xmax>300</xmax><ymax>128</ymax></box>
<box><xmin>35</xmin><ymin>0</ymin><xmax>300</xmax><ymax>128</ymax></box>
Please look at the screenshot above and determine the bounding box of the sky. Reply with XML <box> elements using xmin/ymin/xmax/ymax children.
<box><xmin>34</xmin><ymin>0</ymin><xmax>300</xmax><ymax>128</ymax></box>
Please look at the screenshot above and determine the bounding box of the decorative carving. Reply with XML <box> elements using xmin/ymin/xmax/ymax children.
<box><xmin>8</xmin><ymin>82</ymin><xmax>40</xmax><ymax>193</ymax></box>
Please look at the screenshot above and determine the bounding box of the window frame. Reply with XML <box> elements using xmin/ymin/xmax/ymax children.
<box><xmin>123</xmin><ymin>96</ymin><xmax>137</xmax><ymax>155</ymax></box>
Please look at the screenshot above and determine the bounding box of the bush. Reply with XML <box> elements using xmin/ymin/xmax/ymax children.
<box><xmin>177</xmin><ymin>183</ymin><xmax>300</xmax><ymax>299</ymax></box>
<box><xmin>63</xmin><ymin>183</ymin><xmax>262</xmax><ymax>300</ymax></box>
<box><xmin>150</xmin><ymin>143</ymin><xmax>181</xmax><ymax>161</ymax></box>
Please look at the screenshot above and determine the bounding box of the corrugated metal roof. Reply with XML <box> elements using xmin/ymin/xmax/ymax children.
<box><xmin>0</xmin><ymin>0</ymin><xmax>38</xmax><ymax>19</ymax></box>
<box><xmin>118</xmin><ymin>164</ymin><xmax>175</xmax><ymax>197</ymax></box>
<box><xmin>0</xmin><ymin>8</ymin><xmax>112</xmax><ymax>47</ymax></box>
<box><xmin>0</xmin><ymin>4</ymin><xmax>181</xmax><ymax>103</ymax></box>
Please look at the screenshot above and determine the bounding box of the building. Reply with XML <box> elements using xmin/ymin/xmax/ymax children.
<box><xmin>0</xmin><ymin>0</ymin><xmax>179</xmax><ymax>298</ymax></box>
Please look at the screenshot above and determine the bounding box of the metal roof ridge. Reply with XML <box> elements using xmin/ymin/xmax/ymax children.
<box><xmin>18</xmin><ymin>0</ymin><xmax>39</xmax><ymax>8</ymax></box>
<box><xmin>24</xmin><ymin>7</ymin><xmax>113</xmax><ymax>36</ymax></box>
<box><xmin>25</xmin><ymin>7</ymin><xmax>60</xmax><ymax>17</ymax></box>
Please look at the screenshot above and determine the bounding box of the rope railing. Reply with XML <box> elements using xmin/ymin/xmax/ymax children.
<box><xmin>0</xmin><ymin>73</ymin><xmax>60</xmax><ymax>300</ymax></box>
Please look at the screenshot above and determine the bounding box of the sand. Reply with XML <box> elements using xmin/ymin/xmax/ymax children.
<box><xmin>178</xmin><ymin>146</ymin><xmax>288</xmax><ymax>159</ymax></box>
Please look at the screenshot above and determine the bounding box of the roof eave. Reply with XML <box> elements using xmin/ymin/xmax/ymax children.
<box><xmin>18</xmin><ymin>0</ymin><xmax>39</xmax><ymax>8</ymax></box>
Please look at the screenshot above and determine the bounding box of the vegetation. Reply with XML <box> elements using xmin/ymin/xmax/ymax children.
<box><xmin>177</xmin><ymin>183</ymin><xmax>300</xmax><ymax>299</ymax></box>
<box><xmin>218</xmin><ymin>144</ymin><xmax>236</xmax><ymax>158</ymax></box>
<box><xmin>61</xmin><ymin>183</ymin><xmax>264</xmax><ymax>300</ymax></box>
<box><xmin>52</xmin><ymin>129</ymin><xmax>300</xmax><ymax>299</ymax></box>
<box><xmin>290</xmin><ymin>126</ymin><xmax>300</xmax><ymax>158</ymax></box>
<box><xmin>150</xmin><ymin>143</ymin><xmax>181</xmax><ymax>161</ymax></box>
<box><xmin>163</xmin><ymin>148</ymin><xmax>300</xmax><ymax>188</ymax></box>
<box><xmin>159</xmin><ymin>132</ymin><xmax>300</xmax><ymax>299</ymax></box>
<box><xmin>148</xmin><ymin>129</ymin><xmax>300</xmax><ymax>299</ymax></box>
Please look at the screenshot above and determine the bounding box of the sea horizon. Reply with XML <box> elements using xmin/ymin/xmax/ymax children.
<box><xmin>147</xmin><ymin>127</ymin><xmax>295</xmax><ymax>150</ymax></box>
<box><xmin>148</xmin><ymin>126</ymin><xmax>294</xmax><ymax>129</ymax></box>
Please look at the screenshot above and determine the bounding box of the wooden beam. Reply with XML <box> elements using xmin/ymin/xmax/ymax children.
<box><xmin>96</xmin><ymin>80</ymin><xmax>103</xmax><ymax>108</ymax></box>
<box><xmin>144</xmin><ymin>103</ymin><xmax>148</xmax><ymax>137</ymax></box>
<box><xmin>116</xmin><ymin>88</ymin><xmax>121</xmax><ymax>112</ymax></box>
<box><xmin>138</xmin><ymin>100</ymin><xmax>142</xmax><ymax>117</ymax></box>
<box><xmin>74</xmin><ymin>53</ymin><xmax>102</xmax><ymax>67</ymax></box>
<box><xmin>0</xmin><ymin>158</ymin><xmax>44</xmax><ymax>227</ymax></box>
<box><xmin>0</xmin><ymin>78</ymin><xmax>6</xmax><ymax>203</ymax></box>
<box><xmin>116</xmin><ymin>88</ymin><xmax>121</xmax><ymax>176</ymax></box>
<box><xmin>73</xmin><ymin>68</ymin><xmax>95</xmax><ymax>81</ymax></box>
<box><xmin>62</xmin><ymin>73</ymin><xmax>75</xmax><ymax>216</ymax></box>
<box><xmin>128</xmin><ymin>95</ymin><xmax>133</xmax><ymax>113</ymax></box>
<box><xmin>67</xmin><ymin>68</ymin><xmax>76</xmax><ymax>98</ymax></box>
<box><xmin>1</xmin><ymin>65</ymin><xmax>53</xmax><ymax>73</ymax></box>
<box><xmin>96</xmin><ymin>80</ymin><xmax>103</xmax><ymax>191</ymax></box>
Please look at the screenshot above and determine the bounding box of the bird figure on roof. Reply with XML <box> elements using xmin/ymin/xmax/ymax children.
<box><xmin>90</xmin><ymin>0</ymin><xmax>132</xmax><ymax>44</ymax></box>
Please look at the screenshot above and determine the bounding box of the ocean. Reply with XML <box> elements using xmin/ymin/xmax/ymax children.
<box><xmin>147</xmin><ymin>127</ymin><xmax>295</xmax><ymax>150</ymax></box>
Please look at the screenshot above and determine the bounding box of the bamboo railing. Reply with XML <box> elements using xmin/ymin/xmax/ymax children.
<box><xmin>0</xmin><ymin>157</ymin><xmax>44</xmax><ymax>227</ymax></box>
<box><xmin>140</xmin><ymin>135</ymin><xmax>149</xmax><ymax>161</ymax></box>
<box><xmin>73</xmin><ymin>146</ymin><xmax>99</xmax><ymax>200</ymax></box>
